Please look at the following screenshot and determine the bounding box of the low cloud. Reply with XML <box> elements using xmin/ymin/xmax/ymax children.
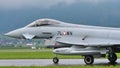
<box><xmin>0</xmin><ymin>0</ymin><xmax>114</xmax><ymax>10</ymax></box>
<box><xmin>0</xmin><ymin>0</ymin><xmax>77</xmax><ymax>10</ymax></box>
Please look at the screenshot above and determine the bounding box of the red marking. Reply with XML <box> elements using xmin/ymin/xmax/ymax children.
<box><xmin>54</xmin><ymin>42</ymin><xmax>57</xmax><ymax>46</ymax></box>
<box><xmin>62</xmin><ymin>31</ymin><xmax>67</xmax><ymax>35</ymax></box>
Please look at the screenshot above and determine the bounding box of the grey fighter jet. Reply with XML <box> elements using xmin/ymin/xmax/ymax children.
<box><xmin>5</xmin><ymin>18</ymin><xmax>120</xmax><ymax>65</ymax></box>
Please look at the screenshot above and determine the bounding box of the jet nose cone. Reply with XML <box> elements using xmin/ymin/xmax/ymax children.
<box><xmin>4</xmin><ymin>29</ymin><xmax>19</xmax><ymax>38</ymax></box>
<box><xmin>4</xmin><ymin>31</ymin><xmax>14</xmax><ymax>37</ymax></box>
<box><xmin>4</xmin><ymin>33</ymin><xmax>9</xmax><ymax>36</ymax></box>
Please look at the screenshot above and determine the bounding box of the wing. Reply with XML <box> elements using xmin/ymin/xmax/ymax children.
<box><xmin>55</xmin><ymin>36</ymin><xmax>120</xmax><ymax>46</ymax></box>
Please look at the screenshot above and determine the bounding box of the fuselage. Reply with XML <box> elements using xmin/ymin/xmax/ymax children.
<box><xmin>9</xmin><ymin>26</ymin><xmax>120</xmax><ymax>40</ymax></box>
<box><xmin>5</xmin><ymin>18</ymin><xmax>120</xmax><ymax>47</ymax></box>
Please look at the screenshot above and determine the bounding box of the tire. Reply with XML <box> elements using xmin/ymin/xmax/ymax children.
<box><xmin>108</xmin><ymin>53</ymin><xmax>117</xmax><ymax>63</ymax></box>
<box><xmin>84</xmin><ymin>55</ymin><xmax>94</xmax><ymax>65</ymax></box>
<box><xmin>53</xmin><ymin>57</ymin><xmax>59</xmax><ymax>64</ymax></box>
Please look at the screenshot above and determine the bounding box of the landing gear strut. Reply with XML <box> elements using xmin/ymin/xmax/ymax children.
<box><xmin>53</xmin><ymin>54</ymin><xmax>59</xmax><ymax>64</ymax></box>
<box><xmin>84</xmin><ymin>55</ymin><xmax>94</xmax><ymax>65</ymax></box>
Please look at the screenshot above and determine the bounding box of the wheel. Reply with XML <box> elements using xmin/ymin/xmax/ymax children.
<box><xmin>108</xmin><ymin>53</ymin><xmax>117</xmax><ymax>63</ymax></box>
<box><xmin>84</xmin><ymin>55</ymin><xmax>94</xmax><ymax>65</ymax></box>
<box><xmin>53</xmin><ymin>57</ymin><xmax>59</xmax><ymax>64</ymax></box>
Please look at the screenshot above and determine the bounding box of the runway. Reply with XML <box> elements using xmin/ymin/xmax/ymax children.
<box><xmin>0</xmin><ymin>59</ymin><xmax>120</xmax><ymax>66</ymax></box>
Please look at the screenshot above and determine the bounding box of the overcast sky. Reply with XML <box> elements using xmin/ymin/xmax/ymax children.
<box><xmin>0</xmin><ymin>0</ymin><xmax>114</xmax><ymax>10</ymax></box>
<box><xmin>0</xmin><ymin>0</ymin><xmax>120</xmax><ymax>33</ymax></box>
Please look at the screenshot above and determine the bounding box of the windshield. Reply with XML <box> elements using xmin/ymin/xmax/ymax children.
<box><xmin>26</xmin><ymin>19</ymin><xmax>60</xmax><ymax>27</ymax></box>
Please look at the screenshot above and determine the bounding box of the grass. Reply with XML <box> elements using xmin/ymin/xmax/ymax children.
<box><xmin>0</xmin><ymin>48</ymin><xmax>119</xmax><ymax>59</ymax></box>
<box><xmin>0</xmin><ymin>51</ymin><xmax>83</xmax><ymax>59</ymax></box>
<box><xmin>0</xmin><ymin>52</ymin><xmax>52</xmax><ymax>59</ymax></box>
<box><xmin>0</xmin><ymin>65</ymin><xmax>119</xmax><ymax>68</ymax></box>
<box><xmin>0</xmin><ymin>48</ymin><xmax>83</xmax><ymax>59</ymax></box>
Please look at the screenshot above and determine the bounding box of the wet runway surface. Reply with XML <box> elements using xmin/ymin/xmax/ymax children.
<box><xmin>0</xmin><ymin>59</ymin><xmax>119</xmax><ymax>66</ymax></box>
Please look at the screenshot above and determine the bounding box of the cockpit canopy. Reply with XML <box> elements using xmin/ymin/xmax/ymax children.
<box><xmin>26</xmin><ymin>19</ymin><xmax>61</xmax><ymax>27</ymax></box>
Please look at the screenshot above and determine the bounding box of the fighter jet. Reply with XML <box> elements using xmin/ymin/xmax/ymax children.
<box><xmin>5</xmin><ymin>18</ymin><xmax>120</xmax><ymax>65</ymax></box>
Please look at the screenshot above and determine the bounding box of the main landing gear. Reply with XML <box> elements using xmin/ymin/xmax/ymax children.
<box><xmin>107</xmin><ymin>47</ymin><xmax>117</xmax><ymax>64</ymax></box>
<box><xmin>84</xmin><ymin>55</ymin><xmax>94</xmax><ymax>65</ymax></box>
<box><xmin>84</xmin><ymin>53</ymin><xmax>117</xmax><ymax>65</ymax></box>
<box><xmin>108</xmin><ymin>53</ymin><xmax>117</xmax><ymax>64</ymax></box>
<box><xmin>83</xmin><ymin>53</ymin><xmax>117</xmax><ymax>65</ymax></box>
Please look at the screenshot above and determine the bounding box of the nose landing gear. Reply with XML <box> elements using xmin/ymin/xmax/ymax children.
<box><xmin>53</xmin><ymin>57</ymin><xmax>59</xmax><ymax>64</ymax></box>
